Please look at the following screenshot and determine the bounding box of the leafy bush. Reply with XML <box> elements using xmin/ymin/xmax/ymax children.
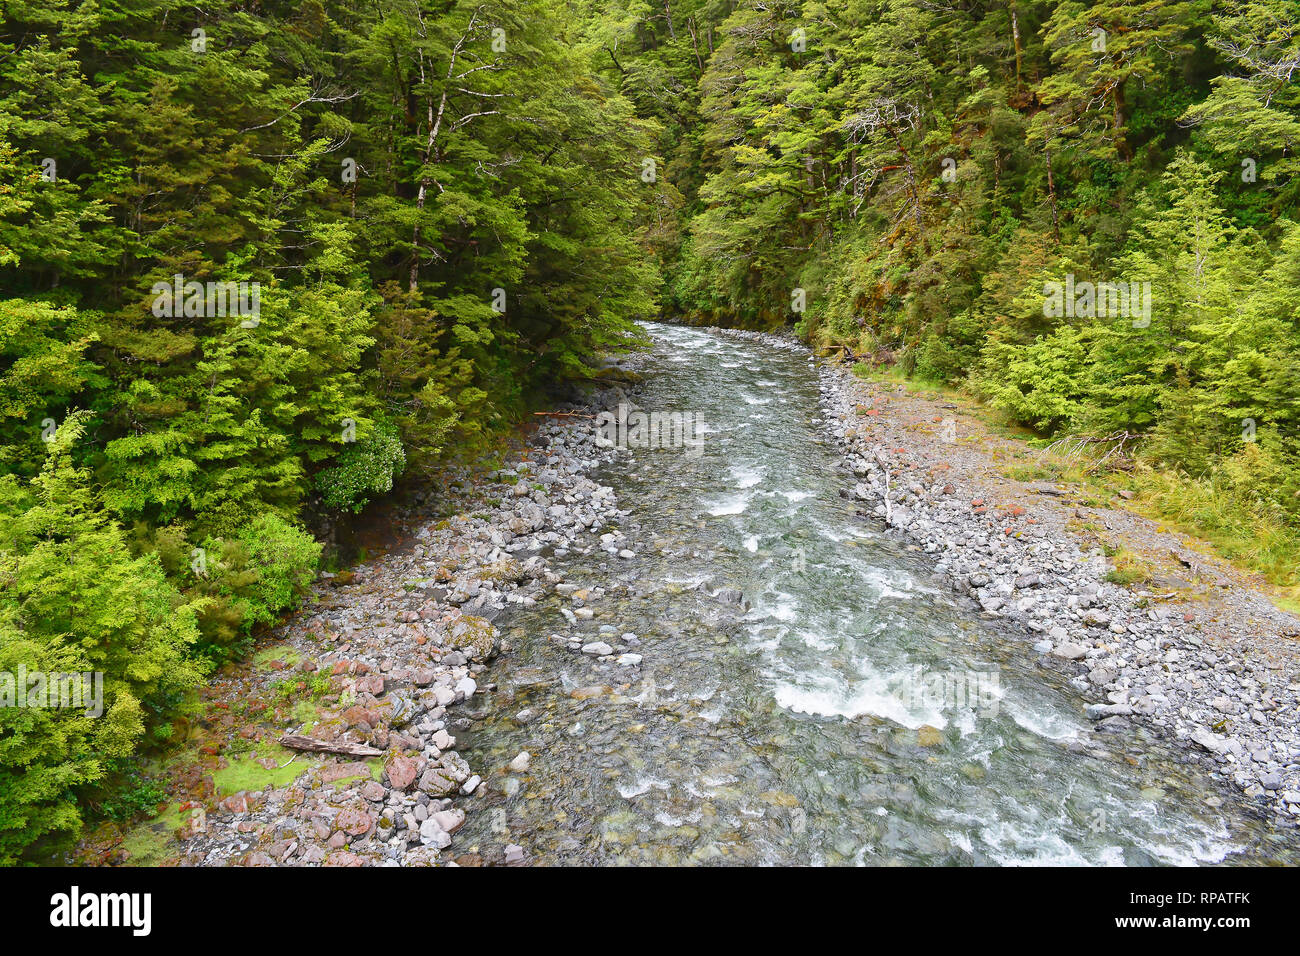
<box><xmin>189</xmin><ymin>514</ymin><xmax>322</xmax><ymax>662</ymax></box>
<box><xmin>315</xmin><ymin>416</ymin><xmax>406</xmax><ymax>513</ymax></box>
<box><xmin>0</xmin><ymin>416</ymin><xmax>202</xmax><ymax>863</ymax></box>
<box><xmin>976</xmin><ymin>327</ymin><xmax>1088</xmax><ymax>433</ymax></box>
<box><xmin>138</xmin><ymin>513</ymin><xmax>321</xmax><ymax>663</ymax></box>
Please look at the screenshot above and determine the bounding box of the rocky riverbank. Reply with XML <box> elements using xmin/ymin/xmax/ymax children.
<box><xmin>119</xmin><ymin>326</ymin><xmax>1300</xmax><ymax>868</ymax></box>
<box><xmin>719</xmin><ymin>328</ymin><xmax>1300</xmax><ymax>830</ymax></box>
<box><xmin>129</xmin><ymin>384</ymin><xmax>633</xmax><ymax>867</ymax></box>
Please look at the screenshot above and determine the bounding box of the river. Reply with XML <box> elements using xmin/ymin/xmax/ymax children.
<box><xmin>453</xmin><ymin>322</ymin><xmax>1290</xmax><ymax>865</ymax></box>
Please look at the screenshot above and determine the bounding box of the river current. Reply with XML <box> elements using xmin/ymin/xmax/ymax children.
<box><xmin>453</xmin><ymin>323</ymin><xmax>1291</xmax><ymax>866</ymax></box>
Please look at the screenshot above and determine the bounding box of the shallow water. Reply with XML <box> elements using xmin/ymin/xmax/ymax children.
<box><xmin>455</xmin><ymin>323</ymin><xmax>1293</xmax><ymax>866</ymax></box>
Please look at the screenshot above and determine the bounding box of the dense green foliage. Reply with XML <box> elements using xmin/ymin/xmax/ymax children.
<box><xmin>0</xmin><ymin>415</ymin><xmax>202</xmax><ymax>863</ymax></box>
<box><xmin>0</xmin><ymin>0</ymin><xmax>662</xmax><ymax>859</ymax></box>
<box><xmin>2</xmin><ymin>0</ymin><xmax>1297</xmax><ymax>861</ymax></box>
<box><xmin>585</xmin><ymin>0</ymin><xmax>1299</xmax><ymax>554</ymax></box>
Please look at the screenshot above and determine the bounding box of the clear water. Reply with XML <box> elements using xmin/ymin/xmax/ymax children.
<box><xmin>453</xmin><ymin>323</ymin><xmax>1293</xmax><ymax>866</ymax></box>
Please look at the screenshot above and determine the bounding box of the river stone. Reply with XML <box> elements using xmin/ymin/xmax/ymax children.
<box><xmin>418</xmin><ymin>768</ymin><xmax>459</xmax><ymax>796</ymax></box>
<box><xmin>445</xmin><ymin>614</ymin><xmax>498</xmax><ymax>662</ymax></box>
<box><xmin>431</xmin><ymin>809</ymin><xmax>466</xmax><ymax>834</ymax></box>
<box><xmin>916</xmin><ymin>725</ymin><xmax>943</xmax><ymax>747</ymax></box>
<box><xmin>336</xmin><ymin>808</ymin><xmax>373</xmax><ymax>836</ymax></box>
<box><xmin>419</xmin><ymin>818</ymin><xmax>452</xmax><ymax>849</ymax></box>
<box><xmin>1191</xmin><ymin>728</ymin><xmax>1226</xmax><ymax>754</ymax></box>
<box><xmin>386</xmin><ymin>755</ymin><xmax>422</xmax><ymax>791</ymax></box>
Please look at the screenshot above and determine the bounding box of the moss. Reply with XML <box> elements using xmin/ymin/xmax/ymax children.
<box><xmin>212</xmin><ymin>746</ymin><xmax>313</xmax><ymax>796</ymax></box>
<box><xmin>1104</xmin><ymin>549</ymin><xmax>1155</xmax><ymax>587</ymax></box>
<box><xmin>325</xmin><ymin>758</ymin><xmax>384</xmax><ymax>789</ymax></box>
<box><xmin>291</xmin><ymin>699</ymin><xmax>323</xmax><ymax>727</ymax></box>
<box><xmin>252</xmin><ymin>644</ymin><xmax>302</xmax><ymax>670</ymax></box>
<box><xmin>119</xmin><ymin>803</ymin><xmax>189</xmax><ymax>867</ymax></box>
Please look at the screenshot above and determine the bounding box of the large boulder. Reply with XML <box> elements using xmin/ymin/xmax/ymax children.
<box><xmin>444</xmin><ymin>613</ymin><xmax>498</xmax><ymax>662</ymax></box>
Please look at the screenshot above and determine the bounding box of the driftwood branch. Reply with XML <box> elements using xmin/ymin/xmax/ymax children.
<box><xmin>1041</xmin><ymin>431</ymin><xmax>1134</xmax><ymax>473</ymax></box>
<box><xmin>279</xmin><ymin>734</ymin><xmax>382</xmax><ymax>757</ymax></box>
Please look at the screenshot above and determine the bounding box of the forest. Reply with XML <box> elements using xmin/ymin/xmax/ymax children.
<box><xmin>0</xmin><ymin>0</ymin><xmax>1297</xmax><ymax>862</ymax></box>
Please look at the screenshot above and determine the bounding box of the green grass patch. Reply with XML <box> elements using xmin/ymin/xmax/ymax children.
<box><xmin>1103</xmin><ymin>548</ymin><xmax>1155</xmax><ymax>588</ymax></box>
<box><xmin>269</xmin><ymin>671</ymin><xmax>332</xmax><ymax>703</ymax></box>
<box><xmin>251</xmin><ymin>644</ymin><xmax>302</xmax><ymax>670</ymax></box>
<box><xmin>119</xmin><ymin>802</ymin><xmax>189</xmax><ymax>867</ymax></box>
<box><xmin>849</xmin><ymin>361</ymin><xmax>951</xmax><ymax>396</ymax></box>
<box><xmin>212</xmin><ymin>746</ymin><xmax>312</xmax><ymax>796</ymax></box>
<box><xmin>1132</xmin><ymin>467</ymin><xmax>1300</xmax><ymax>593</ymax></box>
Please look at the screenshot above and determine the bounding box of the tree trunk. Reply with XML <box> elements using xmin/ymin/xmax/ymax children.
<box><xmin>1045</xmin><ymin>143</ymin><xmax>1061</xmax><ymax>245</ymax></box>
<box><xmin>1011</xmin><ymin>4</ymin><xmax>1024</xmax><ymax>90</ymax></box>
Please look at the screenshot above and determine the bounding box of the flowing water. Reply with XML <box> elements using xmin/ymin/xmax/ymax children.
<box><xmin>455</xmin><ymin>323</ymin><xmax>1293</xmax><ymax>866</ymax></box>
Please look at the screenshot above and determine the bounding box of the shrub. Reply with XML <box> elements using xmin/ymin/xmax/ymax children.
<box><xmin>0</xmin><ymin>415</ymin><xmax>202</xmax><ymax>863</ymax></box>
<box><xmin>190</xmin><ymin>513</ymin><xmax>322</xmax><ymax>662</ymax></box>
<box><xmin>315</xmin><ymin>416</ymin><xmax>406</xmax><ymax>513</ymax></box>
<box><xmin>976</xmin><ymin>327</ymin><xmax>1088</xmax><ymax>433</ymax></box>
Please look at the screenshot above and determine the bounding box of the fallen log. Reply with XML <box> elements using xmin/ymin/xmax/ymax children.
<box><xmin>279</xmin><ymin>734</ymin><xmax>382</xmax><ymax>758</ymax></box>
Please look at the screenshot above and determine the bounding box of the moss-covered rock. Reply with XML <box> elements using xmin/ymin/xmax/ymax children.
<box><xmin>445</xmin><ymin>614</ymin><xmax>498</xmax><ymax>662</ymax></box>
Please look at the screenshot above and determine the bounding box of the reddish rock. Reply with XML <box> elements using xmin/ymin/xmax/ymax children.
<box><xmin>386</xmin><ymin>755</ymin><xmax>422</xmax><ymax>791</ymax></box>
<box><xmin>321</xmin><ymin>761</ymin><xmax>372</xmax><ymax>784</ymax></box>
<box><xmin>336</xmin><ymin>807</ymin><xmax>373</xmax><ymax>836</ymax></box>
<box><xmin>357</xmin><ymin>674</ymin><xmax>386</xmax><ymax>696</ymax></box>
<box><xmin>300</xmin><ymin>845</ymin><xmax>325</xmax><ymax>864</ymax></box>
<box><xmin>342</xmin><ymin>705</ymin><xmax>381</xmax><ymax>728</ymax></box>
<box><xmin>219</xmin><ymin>793</ymin><xmax>249</xmax><ymax>814</ymax></box>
